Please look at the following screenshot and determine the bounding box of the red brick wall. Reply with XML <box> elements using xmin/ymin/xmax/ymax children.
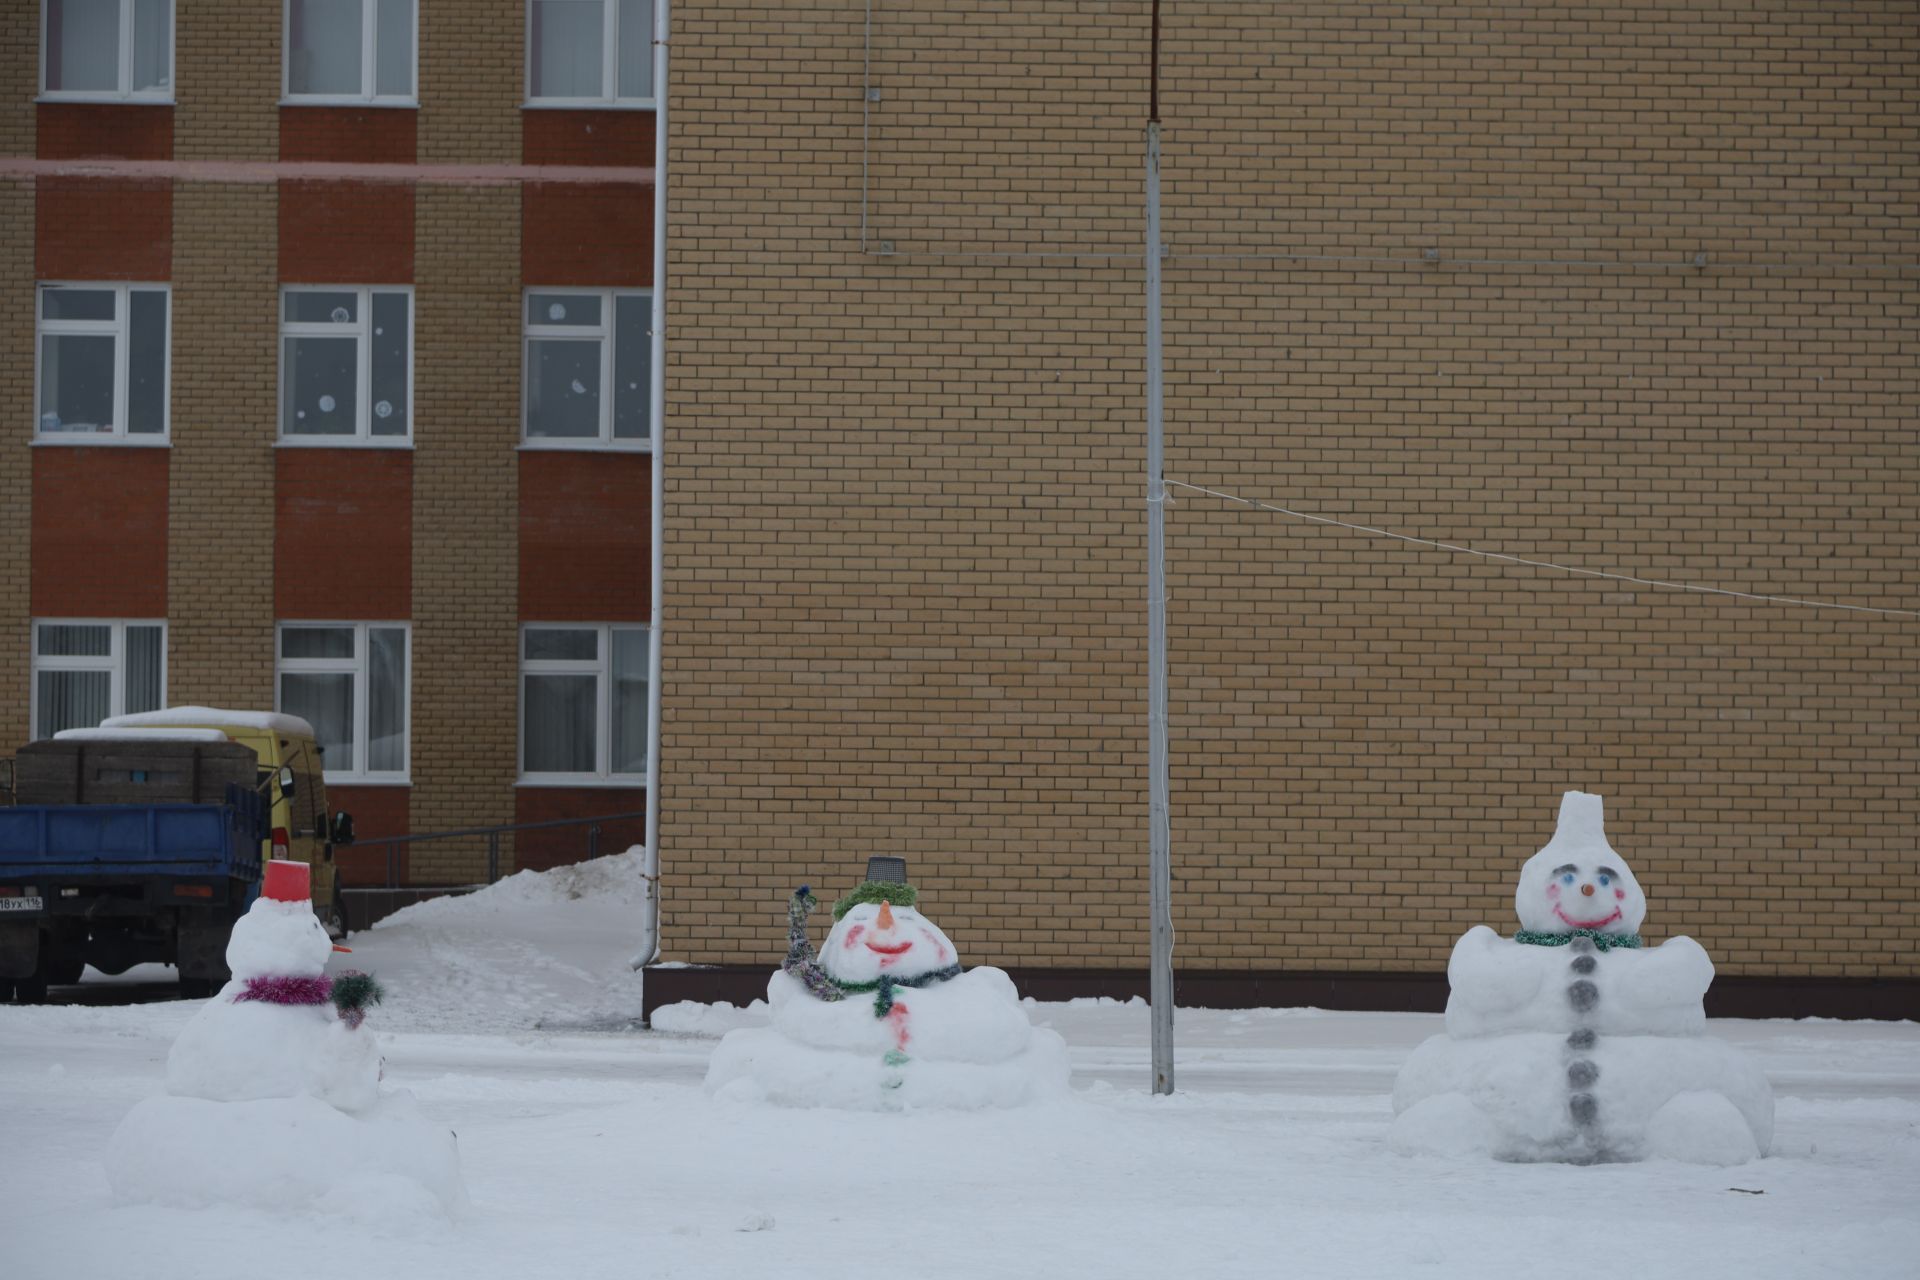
<box><xmin>38</xmin><ymin>104</ymin><xmax>172</xmax><ymax>160</ymax></box>
<box><xmin>515</xmin><ymin>786</ymin><xmax>646</xmax><ymax>872</ymax></box>
<box><xmin>274</xmin><ymin>449</ymin><xmax>413</xmax><ymax>620</ymax></box>
<box><xmin>522</xmin><ymin>111</ymin><xmax>653</xmax><ymax>287</ymax></box>
<box><xmin>279</xmin><ymin>108</ymin><xmax>415</xmax><ymax>283</ymax></box>
<box><xmin>31</xmin><ymin>448</ymin><xmax>169</xmax><ymax>616</ymax></box>
<box><xmin>327</xmin><ymin>784</ymin><xmax>410</xmax><ymax>886</ymax></box>
<box><xmin>518</xmin><ymin>451</ymin><xmax>651</xmax><ymax>621</ymax></box>
<box><xmin>36</xmin><ymin>104</ymin><xmax>173</xmax><ymax>281</ymax></box>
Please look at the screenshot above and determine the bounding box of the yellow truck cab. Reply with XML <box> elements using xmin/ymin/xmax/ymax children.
<box><xmin>99</xmin><ymin>707</ymin><xmax>353</xmax><ymax>935</ymax></box>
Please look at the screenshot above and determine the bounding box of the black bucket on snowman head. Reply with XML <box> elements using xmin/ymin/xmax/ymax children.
<box><xmin>864</xmin><ymin>856</ymin><xmax>909</xmax><ymax>884</ymax></box>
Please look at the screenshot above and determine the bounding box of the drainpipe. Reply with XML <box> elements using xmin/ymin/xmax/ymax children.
<box><xmin>632</xmin><ymin>0</ymin><xmax>669</xmax><ymax>971</ymax></box>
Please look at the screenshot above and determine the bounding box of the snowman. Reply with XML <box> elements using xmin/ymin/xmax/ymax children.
<box><xmin>1390</xmin><ymin>792</ymin><xmax>1774</xmax><ymax>1165</ymax></box>
<box><xmin>106</xmin><ymin>861</ymin><xmax>466</xmax><ymax>1215</ymax></box>
<box><xmin>705</xmin><ymin>857</ymin><xmax>1070</xmax><ymax>1109</ymax></box>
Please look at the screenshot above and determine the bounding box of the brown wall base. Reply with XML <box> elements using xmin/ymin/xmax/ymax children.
<box><xmin>640</xmin><ymin>964</ymin><xmax>1920</xmax><ymax>1025</ymax></box>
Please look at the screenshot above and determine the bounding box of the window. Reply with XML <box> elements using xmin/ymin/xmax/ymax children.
<box><xmin>285</xmin><ymin>0</ymin><xmax>415</xmax><ymax>102</ymax></box>
<box><xmin>31</xmin><ymin>620</ymin><xmax>166</xmax><ymax>739</ymax></box>
<box><xmin>42</xmin><ymin>0</ymin><xmax>173</xmax><ymax>100</ymax></box>
<box><xmin>520</xmin><ymin>625</ymin><xmax>649</xmax><ymax>782</ymax></box>
<box><xmin>522</xmin><ymin>290</ymin><xmax>651</xmax><ymax>447</ymax></box>
<box><xmin>276</xmin><ymin>623</ymin><xmax>410</xmax><ymax>781</ymax></box>
<box><xmin>527</xmin><ymin>0</ymin><xmax>653</xmax><ymax>105</ymax></box>
<box><xmin>36</xmin><ymin>284</ymin><xmax>169</xmax><ymax>440</ymax></box>
<box><xmin>279</xmin><ymin>287</ymin><xmax>412</xmax><ymax>442</ymax></box>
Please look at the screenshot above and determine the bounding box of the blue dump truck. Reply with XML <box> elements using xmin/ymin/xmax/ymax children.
<box><xmin>0</xmin><ymin>735</ymin><xmax>272</xmax><ymax>1002</ymax></box>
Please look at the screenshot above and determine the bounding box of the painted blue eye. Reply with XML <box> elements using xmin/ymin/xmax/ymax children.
<box><xmin>1561</xmin><ymin>873</ymin><xmax>1575</xmax><ymax>885</ymax></box>
<box><xmin>1598</xmin><ymin>874</ymin><xmax>1611</xmax><ymax>887</ymax></box>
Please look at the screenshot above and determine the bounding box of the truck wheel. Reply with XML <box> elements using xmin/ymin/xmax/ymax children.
<box><xmin>14</xmin><ymin>976</ymin><xmax>49</xmax><ymax>1004</ymax></box>
<box><xmin>0</xmin><ymin>980</ymin><xmax>13</xmax><ymax>1003</ymax></box>
<box><xmin>45</xmin><ymin>952</ymin><xmax>85</xmax><ymax>987</ymax></box>
<box><xmin>179</xmin><ymin>977</ymin><xmax>219</xmax><ymax>999</ymax></box>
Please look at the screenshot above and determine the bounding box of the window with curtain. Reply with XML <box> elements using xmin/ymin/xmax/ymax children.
<box><xmin>31</xmin><ymin>620</ymin><xmax>166</xmax><ymax>739</ymax></box>
<box><xmin>528</xmin><ymin>0</ymin><xmax>654</xmax><ymax>104</ymax></box>
<box><xmin>37</xmin><ymin>284</ymin><xmax>170</xmax><ymax>440</ymax></box>
<box><xmin>522</xmin><ymin>289</ymin><xmax>652</xmax><ymax>447</ymax></box>
<box><xmin>276</xmin><ymin>622</ymin><xmax>410</xmax><ymax>781</ymax></box>
<box><xmin>285</xmin><ymin>0</ymin><xmax>415</xmax><ymax>101</ymax></box>
<box><xmin>521</xmin><ymin>624</ymin><xmax>650</xmax><ymax>781</ymax></box>
<box><xmin>43</xmin><ymin>0</ymin><xmax>173</xmax><ymax>98</ymax></box>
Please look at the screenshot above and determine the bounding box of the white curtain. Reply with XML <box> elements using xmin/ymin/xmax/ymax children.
<box><xmin>523</xmin><ymin>675</ymin><xmax>597</xmax><ymax>773</ymax></box>
<box><xmin>532</xmin><ymin>0</ymin><xmax>603</xmax><ymax>98</ymax></box>
<box><xmin>49</xmin><ymin>0</ymin><xmax>120</xmax><ymax>93</ymax></box>
<box><xmin>289</xmin><ymin>0</ymin><xmax>363</xmax><ymax>95</ymax></box>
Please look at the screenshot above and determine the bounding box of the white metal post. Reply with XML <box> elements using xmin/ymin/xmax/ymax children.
<box><xmin>1145</xmin><ymin>0</ymin><xmax>1175</xmax><ymax>1096</ymax></box>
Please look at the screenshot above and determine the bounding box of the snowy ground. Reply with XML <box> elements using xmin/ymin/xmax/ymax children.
<box><xmin>3</xmin><ymin>858</ymin><xmax>1917</xmax><ymax>1279</ymax></box>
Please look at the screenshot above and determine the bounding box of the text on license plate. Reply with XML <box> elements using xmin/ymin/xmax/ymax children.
<box><xmin>0</xmin><ymin>896</ymin><xmax>43</xmax><ymax>912</ymax></box>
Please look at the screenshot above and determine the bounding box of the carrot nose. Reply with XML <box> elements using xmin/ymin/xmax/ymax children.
<box><xmin>332</xmin><ymin>943</ymin><xmax>353</xmax><ymax>952</ymax></box>
<box><xmin>1580</xmin><ymin>884</ymin><xmax>1595</xmax><ymax>897</ymax></box>
<box><xmin>876</xmin><ymin>901</ymin><xmax>895</xmax><ymax>930</ymax></box>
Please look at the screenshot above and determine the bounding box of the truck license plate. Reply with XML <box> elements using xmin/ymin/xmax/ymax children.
<box><xmin>0</xmin><ymin>896</ymin><xmax>43</xmax><ymax>912</ymax></box>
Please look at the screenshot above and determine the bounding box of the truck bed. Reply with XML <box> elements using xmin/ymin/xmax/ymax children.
<box><xmin>0</xmin><ymin>788</ymin><xmax>267</xmax><ymax>882</ymax></box>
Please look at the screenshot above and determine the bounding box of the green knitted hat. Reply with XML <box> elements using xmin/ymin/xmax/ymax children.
<box><xmin>830</xmin><ymin>855</ymin><xmax>920</xmax><ymax>920</ymax></box>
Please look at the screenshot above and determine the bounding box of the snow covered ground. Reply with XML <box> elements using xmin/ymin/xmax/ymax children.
<box><xmin>3</xmin><ymin>855</ymin><xmax>1917</xmax><ymax>1279</ymax></box>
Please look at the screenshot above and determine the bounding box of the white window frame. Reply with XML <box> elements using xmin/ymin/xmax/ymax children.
<box><xmin>519</xmin><ymin>623</ymin><xmax>649</xmax><ymax>785</ymax></box>
<box><xmin>521</xmin><ymin>287</ymin><xmax>652</xmax><ymax>451</ymax></box>
<box><xmin>524</xmin><ymin>0</ymin><xmax>655</xmax><ymax>108</ymax></box>
<box><xmin>34</xmin><ymin>282</ymin><xmax>171</xmax><ymax>444</ymax></box>
<box><xmin>277</xmin><ymin>285</ymin><xmax>414</xmax><ymax>446</ymax></box>
<box><xmin>282</xmin><ymin>0</ymin><xmax>418</xmax><ymax>106</ymax></box>
<box><xmin>275</xmin><ymin>621</ymin><xmax>412</xmax><ymax>784</ymax></box>
<box><xmin>30</xmin><ymin>619</ymin><xmax>168</xmax><ymax>739</ymax></box>
<box><xmin>39</xmin><ymin>0</ymin><xmax>175</xmax><ymax>103</ymax></box>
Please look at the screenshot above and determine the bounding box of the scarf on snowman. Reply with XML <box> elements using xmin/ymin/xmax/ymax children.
<box><xmin>1514</xmin><ymin>928</ymin><xmax>1642</xmax><ymax>951</ymax></box>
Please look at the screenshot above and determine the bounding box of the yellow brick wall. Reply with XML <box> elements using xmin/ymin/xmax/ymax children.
<box><xmin>175</xmin><ymin>0</ymin><xmax>279</xmax><ymax>160</ymax></box>
<box><xmin>0</xmin><ymin>8</ymin><xmax>32</xmax><ymax>766</ymax></box>
<box><xmin>659</xmin><ymin>1</ymin><xmax>1920</xmax><ymax>978</ymax></box>
<box><xmin>409</xmin><ymin>186</ymin><xmax>521</xmax><ymax>881</ymax></box>
<box><xmin>417</xmin><ymin>0</ymin><xmax>522</xmax><ymax>163</ymax></box>
<box><xmin>166</xmin><ymin>183</ymin><xmax>278</xmax><ymax>710</ymax></box>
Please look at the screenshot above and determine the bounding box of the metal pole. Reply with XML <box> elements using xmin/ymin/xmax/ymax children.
<box><xmin>1145</xmin><ymin>0</ymin><xmax>1175</xmax><ymax>1096</ymax></box>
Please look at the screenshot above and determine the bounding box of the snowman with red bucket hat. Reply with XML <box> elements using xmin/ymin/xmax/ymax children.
<box><xmin>706</xmin><ymin>856</ymin><xmax>1071</xmax><ymax>1109</ymax></box>
<box><xmin>106</xmin><ymin>861</ymin><xmax>465</xmax><ymax>1214</ymax></box>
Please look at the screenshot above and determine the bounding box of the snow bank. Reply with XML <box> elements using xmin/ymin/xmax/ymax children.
<box><xmin>344</xmin><ymin>848</ymin><xmax>652</xmax><ymax>1033</ymax></box>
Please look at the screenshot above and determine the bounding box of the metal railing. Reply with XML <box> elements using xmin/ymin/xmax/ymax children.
<box><xmin>353</xmin><ymin>810</ymin><xmax>649</xmax><ymax>888</ymax></box>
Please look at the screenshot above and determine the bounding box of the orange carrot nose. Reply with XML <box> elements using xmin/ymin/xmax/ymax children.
<box><xmin>332</xmin><ymin>943</ymin><xmax>353</xmax><ymax>952</ymax></box>
<box><xmin>1580</xmin><ymin>884</ymin><xmax>1595</xmax><ymax>897</ymax></box>
<box><xmin>876</xmin><ymin>901</ymin><xmax>895</xmax><ymax>930</ymax></box>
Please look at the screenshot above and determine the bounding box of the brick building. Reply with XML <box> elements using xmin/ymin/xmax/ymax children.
<box><xmin>4</xmin><ymin>0</ymin><xmax>659</xmax><ymax>888</ymax></box>
<box><xmin>4</xmin><ymin>2</ymin><xmax>1917</xmax><ymax>1015</ymax></box>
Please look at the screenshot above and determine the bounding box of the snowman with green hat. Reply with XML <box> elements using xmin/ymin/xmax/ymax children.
<box><xmin>707</xmin><ymin>857</ymin><xmax>1070</xmax><ymax>1109</ymax></box>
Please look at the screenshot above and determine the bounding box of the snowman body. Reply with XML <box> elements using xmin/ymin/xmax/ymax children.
<box><xmin>165</xmin><ymin>897</ymin><xmax>380</xmax><ymax>1113</ymax></box>
<box><xmin>707</xmin><ymin>894</ymin><xmax>1070</xmax><ymax>1110</ymax></box>
<box><xmin>107</xmin><ymin>867</ymin><xmax>464</xmax><ymax>1215</ymax></box>
<box><xmin>1390</xmin><ymin>793</ymin><xmax>1774</xmax><ymax>1165</ymax></box>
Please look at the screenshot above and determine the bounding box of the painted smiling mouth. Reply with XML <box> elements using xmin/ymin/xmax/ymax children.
<box><xmin>1554</xmin><ymin>904</ymin><xmax>1622</xmax><ymax>930</ymax></box>
<box><xmin>865</xmin><ymin>940</ymin><xmax>913</xmax><ymax>955</ymax></box>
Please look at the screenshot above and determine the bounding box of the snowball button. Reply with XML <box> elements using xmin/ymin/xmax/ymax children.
<box><xmin>1389</xmin><ymin>792</ymin><xmax>1775</xmax><ymax>1165</ymax></box>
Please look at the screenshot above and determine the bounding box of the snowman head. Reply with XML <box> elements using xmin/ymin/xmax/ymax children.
<box><xmin>819</xmin><ymin>862</ymin><xmax>960</xmax><ymax>984</ymax></box>
<box><xmin>226</xmin><ymin>861</ymin><xmax>337</xmax><ymax>979</ymax></box>
<box><xmin>1513</xmin><ymin>791</ymin><xmax>1647</xmax><ymax>936</ymax></box>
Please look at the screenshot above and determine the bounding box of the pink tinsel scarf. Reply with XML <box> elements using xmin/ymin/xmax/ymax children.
<box><xmin>233</xmin><ymin>974</ymin><xmax>333</xmax><ymax>1006</ymax></box>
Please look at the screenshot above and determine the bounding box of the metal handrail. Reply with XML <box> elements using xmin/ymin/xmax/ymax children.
<box><xmin>351</xmin><ymin>810</ymin><xmax>649</xmax><ymax>888</ymax></box>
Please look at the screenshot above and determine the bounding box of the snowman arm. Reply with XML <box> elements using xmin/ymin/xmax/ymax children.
<box><xmin>1445</xmin><ymin>925</ymin><xmax>1544</xmax><ymax>1012</ymax></box>
<box><xmin>781</xmin><ymin>886</ymin><xmax>845</xmax><ymax>1003</ymax></box>
<box><xmin>1619</xmin><ymin>935</ymin><xmax>1714</xmax><ymax>1005</ymax></box>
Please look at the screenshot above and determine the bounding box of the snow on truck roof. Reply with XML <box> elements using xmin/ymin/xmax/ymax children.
<box><xmin>100</xmin><ymin>707</ymin><xmax>319</xmax><ymax>739</ymax></box>
<box><xmin>54</xmin><ymin>727</ymin><xmax>235</xmax><ymax>744</ymax></box>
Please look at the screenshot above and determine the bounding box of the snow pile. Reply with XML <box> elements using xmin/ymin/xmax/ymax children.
<box><xmin>103</xmin><ymin>706</ymin><xmax>319</xmax><ymax>737</ymax></box>
<box><xmin>344</xmin><ymin>847</ymin><xmax>653</xmax><ymax>1034</ymax></box>
<box><xmin>54</xmin><ymin>727</ymin><xmax>233</xmax><ymax>744</ymax></box>
<box><xmin>705</xmin><ymin>876</ymin><xmax>1070</xmax><ymax>1110</ymax></box>
<box><xmin>106</xmin><ymin>867</ymin><xmax>465</xmax><ymax>1216</ymax></box>
<box><xmin>1390</xmin><ymin>792</ymin><xmax>1774</xmax><ymax>1165</ymax></box>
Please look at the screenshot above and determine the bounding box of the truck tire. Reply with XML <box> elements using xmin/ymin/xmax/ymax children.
<box><xmin>14</xmin><ymin>974</ymin><xmax>49</xmax><ymax>1004</ymax></box>
<box><xmin>45</xmin><ymin>952</ymin><xmax>85</xmax><ymax>986</ymax></box>
<box><xmin>179</xmin><ymin>976</ymin><xmax>219</xmax><ymax>999</ymax></box>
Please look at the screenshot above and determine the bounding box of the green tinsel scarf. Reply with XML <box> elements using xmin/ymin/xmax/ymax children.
<box><xmin>1514</xmin><ymin>928</ymin><xmax>1642</xmax><ymax>951</ymax></box>
<box><xmin>830</xmin><ymin>965</ymin><xmax>963</xmax><ymax>1017</ymax></box>
<box><xmin>831</xmin><ymin>881</ymin><xmax>919</xmax><ymax>920</ymax></box>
